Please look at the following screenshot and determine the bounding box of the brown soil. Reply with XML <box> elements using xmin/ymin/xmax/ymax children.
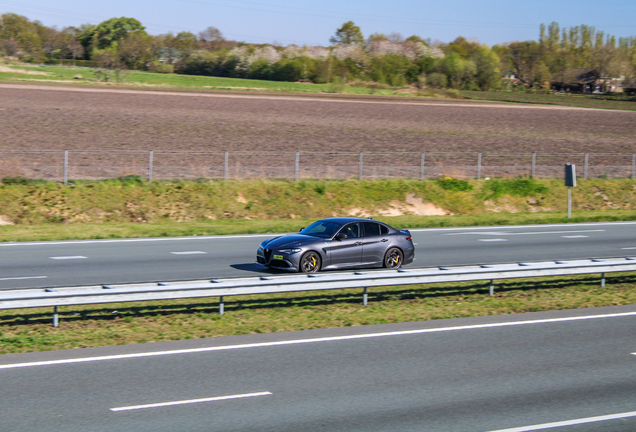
<box><xmin>1</xmin><ymin>83</ymin><xmax>634</xmax><ymax>154</ymax></box>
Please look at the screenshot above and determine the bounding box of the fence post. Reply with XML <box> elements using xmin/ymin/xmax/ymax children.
<box><xmin>601</xmin><ymin>273</ymin><xmax>606</xmax><ymax>288</ymax></box>
<box><xmin>63</xmin><ymin>150</ymin><xmax>68</xmax><ymax>185</ymax></box>
<box><xmin>148</xmin><ymin>150</ymin><xmax>153</xmax><ymax>182</ymax></box>
<box><xmin>359</xmin><ymin>152</ymin><xmax>363</xmax><ymax>181</ymax></box>
<box><xmin>632</xmin><ymin>154</ymin><xmax>635</xmax><ymax>180</ymax></box>
<box><xmin>219</xmin><ymin>296</ymin><xmax>224</xmax><ymax>315</ymax></box>
<box><xmin>224</xmin><ymin>152</ymin><xmax>228</xmax><ymax>180</ymax></box>
<box><xmin>584</xmin><ymin>153</ymin><xmax>589</xmax><ymax>180</ymax></box>
<box><xmin>295</xmin><ymin>151</ymin><xmax>299</xmax><ymax>182</ymax></box>
<box><xmin>420</xmin><ymin>152</ymin><xmax>425</xmax><ymax>181</ymax></box>
<box><xmin>489</xmin><ymin>280</ymin><xmax>494</xmax><ymax>297</ymax></box>
<box><xmin>531</xmin><ymin>152</ymin><xmax>536</xmax><ymax>178</ymax></box>
<box><xmin>476</xmin><ymin>153</ymin><xmax>482</xmax><ymax>179</ymax></box>
<box><xmin>363</xmin><ymin>287</ymin><xmax>368</xmax><ymax>306</ymax></box>
<box><xmin>53</xmin><ymin>306</ymin><xmax>59</xmax><ymax>327</ymax></box>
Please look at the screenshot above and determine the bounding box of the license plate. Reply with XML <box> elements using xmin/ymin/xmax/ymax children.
<box><xmin>273</xmin><ymin>255</ymin><xmax>283</xmax><ymax>260</ymax></box>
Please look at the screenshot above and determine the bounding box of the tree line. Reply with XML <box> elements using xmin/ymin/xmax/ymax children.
<box><xmin>0</xmin><ymin>13</ymin><xmax>635</xmax><ymax>91</ymax></box>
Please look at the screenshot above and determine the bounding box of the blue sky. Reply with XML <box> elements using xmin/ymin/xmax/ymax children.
<box><xmin>1</xmin><ymin>0</ymin><xmax>635</xmax><ymax>46</ymax></box>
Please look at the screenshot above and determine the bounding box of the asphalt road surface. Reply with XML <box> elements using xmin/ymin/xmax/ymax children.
<box><xmin>2</xmin><ymin>221</ymin><xmax>636</xmax><ymax>290</ymax></box>
<box><xmin>1</xmin><ymin>305</ymin><xmax>636</xmax><ymax>432</ymax></box>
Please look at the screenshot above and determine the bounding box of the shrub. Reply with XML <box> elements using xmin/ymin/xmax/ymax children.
<box><xmin>436</xmin><ymin>177</ymin><xmax>473</xmax><ymax>192</ymax></box>
<box><xmin>481</xmin><ymin>178</ymin><xmax>548</xmax><ymax>200</ymax></box>
<box><xmin>1</xmin><ymin>176</ymin><xmax>46</xmax><ymax>185</ymax></box>
<box><xmin>116</xmin><ymin>175</ymin><xmax>145</xmax><ymax>185</ymax></box>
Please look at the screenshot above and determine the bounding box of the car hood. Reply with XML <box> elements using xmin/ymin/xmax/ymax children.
<box><xmin>261</xmin><ymin>234</ymin><xmax>319</xmax><ymax>249</ymax></box>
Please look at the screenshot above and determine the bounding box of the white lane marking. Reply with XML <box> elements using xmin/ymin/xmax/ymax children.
<box><xmin>622</xmin><ymin>247</ymin><xmax>636</xmax><ymax>250</ymax></box>
<box><xmin>110</xmin><ymin>391</ymin><xmax>272</xmax><ymax>412</ymax></box>
<box><xmin>0</xmin><ymin>276</ymin><xmax>47</xmax><ymax>281</ymax></box>
<box><xmin>170</xmin><ymin>251</ymin><xmax>207</xmax><ymax>255</ymax></box>
<box><xmin>0</xmin><ymin>222</ymin><xmax>631</xmax><ymax>247</ymax></box>
<box><xmin>561</xmin><ymin>235</ymin><xmax>589</xmax><ymax>238</ymax></box>
<box><xmin>49</xmin><ymin>256</ymin><xmax>87</xmax><ymax>260</ymax></box>
<box><xmin>0</xmin><ymin>234</ymin><xmax>275</xmax><ymax>247</ymax></box>
<box><xmin>444</xmin><ymin>230</ymin><xmax>604</xmax><ymax>236</ymax></box>
<box><xmin>487</xmin><ymin>410</ymin><xmax>636</xmax><ymax>432</ymax></box>
<box><xmin>410</xmin><ymin>222</ymin><xmax>636</xmax><ymax>233</ymax></box>
<box><xmin>478</xmin><ymin>239</ymin><xmax>508</xmax><ymax>242</ymax></box>
<box><xmin>1</xmin><ymin>311</ymin><xmax>635</xmax><ymax>370</ymax></box>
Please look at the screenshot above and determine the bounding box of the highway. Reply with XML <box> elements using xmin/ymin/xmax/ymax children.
<box><xmin>1</xmin><ymin>221</ymin><xmax>636</xmax><ymax>290</ymax></box>
<box><xmin>1</xmin><ymin>306</ymin><xmax>636</xmax><ymax>431</ymax></box>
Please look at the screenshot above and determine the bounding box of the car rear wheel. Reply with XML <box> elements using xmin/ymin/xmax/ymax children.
<box><xmin>300</xmin><ymin>251</ymin><xmax>321</xmax><ymax>273</ymax></box>
<box><xmin>384</xmin><ymin>248</ymin><xmax>403</xmax><ymax>269</ymax></box>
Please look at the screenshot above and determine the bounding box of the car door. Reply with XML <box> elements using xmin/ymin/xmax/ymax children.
<box><xmin>327</xmin><ymin>223</ymin><xmax>362</xmax><ymax>267</ymax></box>
<box><xmin>361</xmin><ymin>222</ymin><xmax>390</xmax><ymax>264</ymax></box>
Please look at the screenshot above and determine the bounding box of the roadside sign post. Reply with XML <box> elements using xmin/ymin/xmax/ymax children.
<box><xmin>565</xmin><ymin>163</ymin><xmax>577</xmax><ymax>219</ymax></box>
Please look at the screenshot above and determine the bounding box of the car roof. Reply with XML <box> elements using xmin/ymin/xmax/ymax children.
<box><xmin>318</xmin><ymin>217</ymin><xmax>386</xmax><ymax>225</ymax></box>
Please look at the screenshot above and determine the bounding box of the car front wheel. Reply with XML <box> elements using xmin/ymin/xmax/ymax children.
<box><xmin>300</xmin><ymin>251</ymin><xmax>321</xmax><ymax>273</ymax></box>
<box><xmin>384</xmin><ymin>248</ymin><xmax>403</xmax><ymax>269</ymax></box>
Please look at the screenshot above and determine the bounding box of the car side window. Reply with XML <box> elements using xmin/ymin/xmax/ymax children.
<box><xmin>379</xmin><ymin>224</ymin><xmax>389</xmax><ymax>236</ymax></box>
<box><xmin>343</xmin><ymin>223</ymin><xmax>360</xmax><ymax>238</ymax></box>
<box><xmin>362</xmin><ymin>222</ymin><xmax>381</xmax><ymax>237</ymax></box>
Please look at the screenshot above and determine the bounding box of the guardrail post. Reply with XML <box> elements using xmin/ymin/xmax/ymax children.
<box><xmin>148</xmin><ymin>150</ymin><xmax>153</xmax><ymax>182</ymax></box>
<box><xmin>359</xmin><ymin>152</ymin><xmax>363</xmax><ymax>181</ymax></box>
<box><xmin>363</xmin><ymin>287</ymin><xmax>368</xmax><ymax>306</ymax></box>
<box><xmin>489</xmin><ymin>280</ymin><xmax>494</xmax><ymax>297</ymax></box>
<box><xmin>53</xmin><ymin>306</ymin><xmax>59</xmax><ymax>327</ymax></box>
<box><xmin>531</xmin><ymin>152</ymin><xmax>536</xmax><ymax>178</ymax></box>
<box><xmin>295</xmin><ymin>151</ymin><xmax>299</xmax><ymax>182</ymax></box>
<box><xmin>584</xmin><ymin>153</ymin><xmax>589</xmax><ymax>180</ymax></box>
<box><xmin>420</xmin><ymin>152</ymin><xmax>425</xmax><ymax>181</ymax></box>
<box><xmin>476</xmin><ymin>153</ymin><xmax>482</xmax><ymax>179</ymax></box>
<box><xmin>601</xmin><ymin>273</ymin><xmax>606</xmax><ymax>288</ymax></box>
<box><xmin>224</xmin><ymin>152</ymin><xmax>228</xmax><ymax>180</ymax></box>
<box><xmin>63</xmin><ymin>150</ymin><xmax>68</xmax><ymax>186</ymax></box>
<box><xmin>219</xmin><ymin>296</ymin><xmax>224</xmax><ymax>315</ymax></box>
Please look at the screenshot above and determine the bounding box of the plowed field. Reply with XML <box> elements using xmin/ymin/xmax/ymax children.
<box><xmin>2</xmin><ymin>83</ymin><xmax>635</xmax><ymax>154</ymax></box>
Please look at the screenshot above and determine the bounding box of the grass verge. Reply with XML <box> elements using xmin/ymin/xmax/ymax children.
<box><xmin>1</xmin><ymin>62</ymin><xmax>635</xmax><ymax>110</ymax></box>
<box><xmin>1</xmin><ymin>209</ymin><xmax>636</xmax><ymax>242</ymax></box>
<box><xmin>1</xmin><ymin>273</ymin><xmax>635</xmax><ymax>355</ymax></box>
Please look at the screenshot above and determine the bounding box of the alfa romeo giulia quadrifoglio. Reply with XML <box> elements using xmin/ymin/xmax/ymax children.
<box><xmin>256</xmin><ymin>217</ymin><xmax>415</xmax><ymax>273</ymax></box>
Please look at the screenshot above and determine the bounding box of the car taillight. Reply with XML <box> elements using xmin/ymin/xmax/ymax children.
<box><xmin>406</xmin><ymin>237</ymin><xmax>412</xmax><ymax>241</ymax></box>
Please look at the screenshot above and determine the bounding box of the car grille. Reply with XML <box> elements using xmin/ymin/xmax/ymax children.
<box><xmin>264</xmin><ymin>248</ymin><xmax>272</xmax><ymax>263</ymax></box>
<box><xmin>270</xmin><ymin>259</ymin><xmax>290</xmax><ymax>268</ymax></box>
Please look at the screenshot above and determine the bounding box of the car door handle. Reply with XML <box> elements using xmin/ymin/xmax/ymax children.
<box><xmin>354</xmin><ymin>241</ymin><xmax>363</xmax><ymax>245</ymax></box>
<box><xmin>381</xmin><ymin>239</ymin><xmax>389</xmax><ymax>242</ymax></box>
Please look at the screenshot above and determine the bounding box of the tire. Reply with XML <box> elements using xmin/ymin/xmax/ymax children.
<box><xmin>300</xmin><ymin>251</ymin><xmax>321</xmax><ymax>273</ymax></box>
<box><xmin>384</xmin><ymin>247</ymin><xmax>403</xmax><ymax>269</ymax></box>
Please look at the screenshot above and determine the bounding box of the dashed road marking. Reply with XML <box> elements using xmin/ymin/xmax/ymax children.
<box><xmin>170</xmin><ymin>251</ymin><xmax>207</xmax><ymax>255</ymax></box>
<box><xmin>487</xmin><ymin>410</ymin><xmax>636</xmax><ymax>431</ymax></box>
<box><xmin>561</xmin><ymin>235</ymin><xmax>589</xmax><ymax>238</ymax></box>
<box><xmin>110</xmin><ymin>391</ymin><xmax>272</xmax><ymax>412</ymax></box>
<box><xmin>478</xmin><ymin>239</ymin><xmax>508</xmax><ymax>242</ymax></box>
<box><xmin>49</xmin><ymin>256</ymin><xmax>87</xmax><ymax>260</ymax></box>
<box><xmin>0</xmin><ymin>276</ymin><xmax>47</xmax><ymax>281</ymax></box>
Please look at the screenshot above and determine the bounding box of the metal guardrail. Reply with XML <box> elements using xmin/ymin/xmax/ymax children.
<box><xmin>2</xmin><ymin>257</ymin><xmax>636</xmax><ymax>327</ymax></box>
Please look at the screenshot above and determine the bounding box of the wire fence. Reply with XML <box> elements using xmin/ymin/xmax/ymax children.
<box><xmin>0</xmin><ymin>150</ymin><xmax>635</xmax><ymax>183</ymax></box>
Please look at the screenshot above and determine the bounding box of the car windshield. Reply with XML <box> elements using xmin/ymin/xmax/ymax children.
<box><xmin>300</xmin><ymin>220</ymin><xmax>342</xmax><ymax>238</ymax></box>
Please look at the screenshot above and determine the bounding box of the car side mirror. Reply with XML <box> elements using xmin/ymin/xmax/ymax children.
<box><xmin>336</xmin><ymin>232</ymin><xmax>347</xmax><ymax>240</ymax></box>
<box><xmin>299</xmin><ymin>227</ymin><xmax>305</xmax><ymax>232</ymax></box>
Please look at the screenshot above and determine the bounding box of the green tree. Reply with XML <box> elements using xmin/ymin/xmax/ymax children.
<box><xmin>330</xmin><ymin>21</ymin><xmax>364</xmax><ymax>45</ymax></box>
<box><xmin>472</xmin><ymin>45</ymin><xmax>500</xmax><ymax>90</ymax></box>
<box><xmin>93</xmin><ymin>17</ymin><xmax>146</xmax><ymax>50</ymax></box>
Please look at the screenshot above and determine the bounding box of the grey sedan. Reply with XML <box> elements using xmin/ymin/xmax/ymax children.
<box><xmin>256</xmin><ymin>217</ymin><xmax>414</xmax><ymax>273</ymax></box>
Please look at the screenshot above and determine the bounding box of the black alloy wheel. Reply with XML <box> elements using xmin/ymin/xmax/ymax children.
<box><xmin>300</xmin><ymin>251</ymin><xmax>321</xmax><ymax>273</ymax></box>
<box><xmin>384</xmin><ymin>248</ymin><xmax>403</xmax><ymax>269</ymax></box>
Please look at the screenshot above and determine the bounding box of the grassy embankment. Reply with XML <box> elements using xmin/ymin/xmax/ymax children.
<box><xmin>1</xmin><ymin>177</ymin><xmax>636</xmax><ymax>241</ymax></box>
<box><xmin>1</xmin><ymin>177</ymin><xmax>636</xmax><ymax>355</ymax></box>
<box><xmin>1</xmin><ymin>62</ymin><xmax>635</xmax><ymax>110</ymax></box>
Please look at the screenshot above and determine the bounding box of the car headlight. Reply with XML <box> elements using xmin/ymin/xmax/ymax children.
<box><xmin>277</xmin><ymin>248</ymin><xmax>302</xmax><ymax>254</ymax></box>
